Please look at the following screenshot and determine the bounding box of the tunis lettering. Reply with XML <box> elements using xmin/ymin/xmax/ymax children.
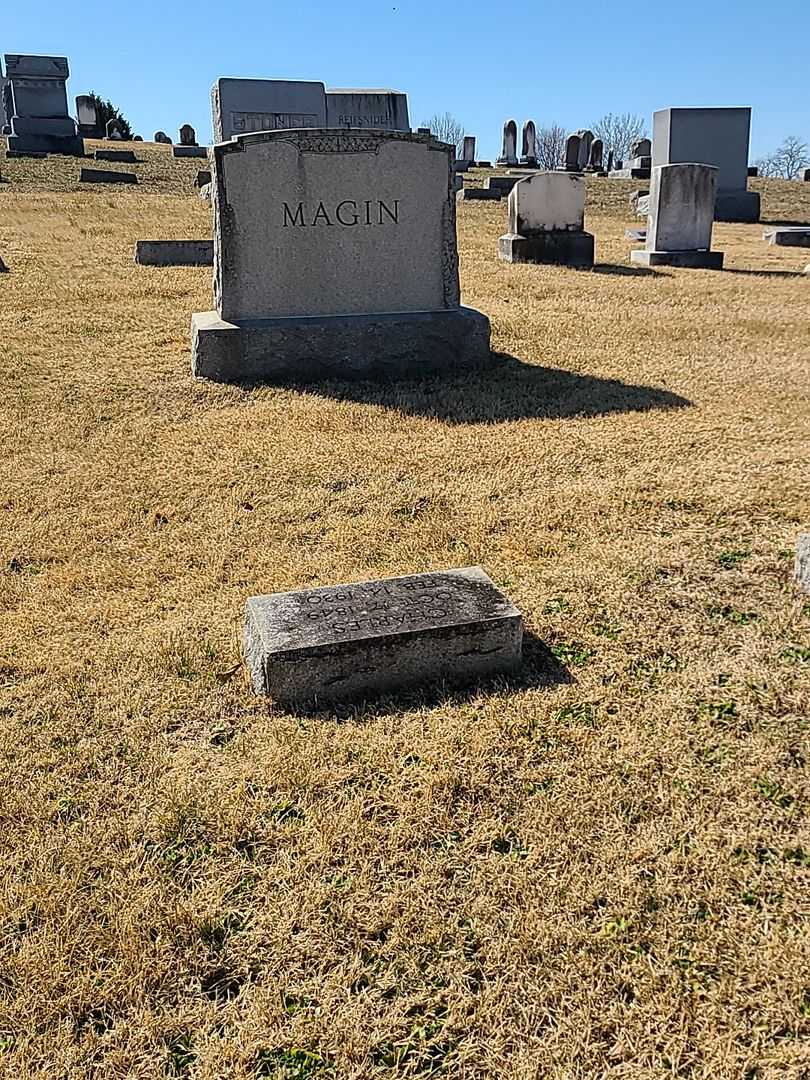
<box><xmin>282</xmin><ymin>199</ymin><xmax>400</xmax><ymax>228</ymax></box>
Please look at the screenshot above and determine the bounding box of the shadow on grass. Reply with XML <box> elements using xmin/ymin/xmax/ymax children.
<box><xmin>288</xmin><ymin>630</ymin><xmax>573</xmax><ymax>721</ymax></box>
<box><xmin>592</xmin><ymin>262</ymin><xmax>667</xmax><ymax>278</ymax></box>
<box><xmin>294</xmin><ymin>351</ymin><xmax>691</xmax><ymax>424</ymax></box>
<box><xmin>723</xmin><ymin>268</ymin><xmax>807</xmax><ymax>278</ymax></box>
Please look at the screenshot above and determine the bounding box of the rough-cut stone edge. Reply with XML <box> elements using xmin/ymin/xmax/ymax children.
<box><xmin>191</xmin><ymin>306</ymin><xmax>492</xmax><ymax>384</ymax></box>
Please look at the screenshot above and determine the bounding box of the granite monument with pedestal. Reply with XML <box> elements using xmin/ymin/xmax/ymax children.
<box><xmin>243</xmin><ymin>566</ymin><xmax>523</xmax><ymax>706</ymax></box>
<box><xmin>192</xmin><ymin>128</ymin><xmax>491</xmax><ymax>382</ymax></box>
<box><xmin>498</xmin><ymin>171</ymin><xmax>594</xmax><ymax>268</ymax></box>
<box><xmin>4</xmin><ymin>54</ymin><xmax>83</xmax><ymax>156</ymax></box>
<box><xmin>652</xmin><ymin>107</ymin><xmax>759</xmax><ymax>223</ymax></box>
<box><xmin>631</xmin><ymin>163</ymin><xmax>723</xmax><ymax>269</ymax></box>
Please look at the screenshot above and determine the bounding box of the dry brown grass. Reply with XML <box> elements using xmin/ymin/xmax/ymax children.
<box><xmin>1</xmin><ymin>142</ymin><xmax>809</xmax><ymax>1079</ymax></box>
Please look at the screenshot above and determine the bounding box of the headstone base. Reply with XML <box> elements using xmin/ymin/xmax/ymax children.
<box><xmin>456</xmin><ymin>188</ymin><xmax>501</xmax><ymax>201</ymax></box>
<box><xmin>7</xmin><ymin>133</ymin><xmax>84</xmax><ymax>156</ymax></box>
<box><xmin>244</xmin><ymin>566</ymin><xmax>523</xmax><ymax>706</ymax></box>
<box><xmin>191</xmin><ymin>306</ymin><xmax>492</xmax><ymax>383</ymax></box>
<box><xmin>715</xmin><ymin>190</ymin><xmax>760</xmax><ymax>223</ymax></box>
<box><xmin>135</xmin><ymin>240</ymin><xmax>214</xmax><ymax>266</ymax></box>
<box><xmin>172</xmin><ymin>145</ymin><xmax>208</xmax><ymax>158</ymax></box>
<box><xmin>609</xmin><ymin>167</ymin><xmax>652</xmax><ymax>180</ymax></box>
<box><xmin>498</xmin><ymin>231</ymin><xmax>595</xmax><ymax>268</ymax></box>
<box><xmin>631</xmin><ymin>249</ymin><xmax>724</xmax><ymax>269</ymax></box>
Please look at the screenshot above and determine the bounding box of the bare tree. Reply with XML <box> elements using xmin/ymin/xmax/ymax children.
<box><xmin>591</xmin><ymin>112</ymin><xmax>647</xmax><ymax>161</ymax></box>
<box><xmin>755</xmin><ymin>135</ymin><xmax>810</xmax><ymax>180</ymax></box>
<box><xmin>533</xmin><ymin>123</ymin><xmax>566</xmax><ymax>169</ymax></box>
<box><xmin>421</xmin><ymin>112</ymin><xmax>465</xmax><ymax>155</ymax></box>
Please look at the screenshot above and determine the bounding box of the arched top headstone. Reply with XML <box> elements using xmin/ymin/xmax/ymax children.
<box><xmin>630</xmin><ymin>137</ymin><xmax>651</xmax><ymax>159</ymax></box>
<box><xmin>497</xmin><ymin>119</ymin><xmax>518</xmax><ymax>166</ymax></box>
<box><xmin>106</xmin><ymin>117</ymin><xmax>123</xmax><ymax>140</ymax></box>
<box><xmin>575</xmin><ymin>129</ymin><xmax>593</xmax><ymax>170</ymax></box>
<box><xmin>588</xmin><ymin>138</ymin><xmax>603</xmax><ymax>170</ymax></box>
<box><xmin>564</xmin><ymin>133</ymin><xmax>581</xmax><ymax>171</ymax></box>
<box><xmin>521</xmin><ymin>120</ymin><xmax>537</xmax><ymax>166</ymax></box>
<box><xmin>154</xmin><ymin>130</ymin><xmax>171</xmax><ymax>143</ymax></box>
<box><xmin>179</xmin><ymin>123</ymin><xmax>197</xmax><ymax>146</ymax></box>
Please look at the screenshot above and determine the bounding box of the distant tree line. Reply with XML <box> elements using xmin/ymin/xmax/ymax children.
<box><xmin>86</xmin><ymin>92</ymin><xmax>132</xmax><ymax>140</ymax></box>
<box><xmin>754</xmin><ymin>135</ymin><xmax>809</xmax><ymax>180</ymax></box>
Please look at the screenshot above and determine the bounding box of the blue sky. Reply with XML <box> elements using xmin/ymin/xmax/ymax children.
<box><xmin>7</xmin><ymin>0</ymin><xmax>809</xmax><ymax>159</ymax></box>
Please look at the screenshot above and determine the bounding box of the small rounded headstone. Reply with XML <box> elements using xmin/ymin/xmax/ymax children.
<box><xmin>154</xmin><ymin>131</ymin><xmax>171</xmax><ymax>144</ymax></box>
<box><xmin>106</xmin><ymin>118</ymin><xmax>123</xmax><ymax>140</ymax></box>
<box><xmin>133</xmin><ymin>135</ymin><xmax>143</xmax><ymax>142</ymax></box>
<box><xmin>179</xmin><ymin>124</ymin><xmax>197</xmax><ymax>146</ymax></box>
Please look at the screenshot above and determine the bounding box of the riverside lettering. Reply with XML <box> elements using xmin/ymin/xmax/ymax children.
<box><xmin>282</xmin><ymin>199</ymin><xmax>400</xmax><ymax>227</ymax></box>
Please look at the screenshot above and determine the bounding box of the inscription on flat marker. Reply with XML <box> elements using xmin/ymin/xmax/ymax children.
<box><xmin>244</xmin><ymin>566</ymin><xmax>523</xmax><ymax>706</ymax></box>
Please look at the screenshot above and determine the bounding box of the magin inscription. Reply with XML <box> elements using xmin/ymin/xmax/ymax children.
<box><xmin>282</xmin><ymin>199</ymin><xmax>400</xmax><ymax>227</ymax></box>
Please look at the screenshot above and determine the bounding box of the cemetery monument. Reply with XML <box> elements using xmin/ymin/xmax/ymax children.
<box><xmin>631</xmin><ymin>163</ymin><xmax>724</xmax><ymax>268</ymax></box>
<box><xmin>191</xmin><ymin>128</ymin><xmax>492</xmax><ymax>382</ymax></box>
<box><xmin>498</xmin><ymin>171</ymin><xmax>594</xmax><ymax>268</ymax></box>
<box><xmin>3</xmin><ymin>54</ymin><xmax>83</xmax><ymax>156</ymax></box>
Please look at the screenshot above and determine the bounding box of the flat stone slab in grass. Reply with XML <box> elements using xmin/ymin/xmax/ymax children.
<box><xmin>763</xmin><ymin>228</ymin><xmax>810</xmax><ymax>247</ymax></box>
<box><xmin>244</xmin><ymin>566</ymin><xmax>523</xmax><ymax>706</ymax></box>
<box><xmin>95</xmin><ymin>149</ymin><xmax>136</xmax><ymax>163</ymax></box>
<box><xmin>172</xmin><ymin>145</ymin><xmax>208</xmax><ymax>158</ymax></box>
<box><xmin>135</xmin><ymin>240</ymin><xmax>214</xmax><ymax>266</ymax></box>
<box><xmin>80</xmin><ymin>167</ymin><xmax>137</xmax><ymax>184</ymax></box>
<box><xmin>796</xmin><ymin>534</ymin><xmax>810</xmax><ymax>594</ymax></box>
<box><xmin>456</xmin><ymin>187</ymin><xmax>501</xmax><ymax>201</ymax></box>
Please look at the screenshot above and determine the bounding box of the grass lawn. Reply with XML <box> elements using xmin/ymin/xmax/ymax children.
<box><xmin>1</xmin><ymin>141</ymin><xmax>809</xmax><ymax>1079</ymax></box>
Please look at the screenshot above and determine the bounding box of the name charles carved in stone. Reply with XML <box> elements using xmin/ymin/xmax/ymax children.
<box><xmin>282</xmin><ymin>198</ymin><xmax>400</xmax><ymax>227</ymax></box>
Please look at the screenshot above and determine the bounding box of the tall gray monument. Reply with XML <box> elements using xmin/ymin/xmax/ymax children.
<box><xmin>497</xmin><ymin>119</ymin><xmax>518</xmax><ymax>166</ymax></box>
<box><xmin>192</xmin><ymin>129</ymin><xmax>491</xmax><ymax>382</ymax></box>
<box><xmin>652</xmin><ymin>107</ymin><xmax>759</xmax><ymax>223</ymax></box>
<box><xmin>4</xmin><ymin>54</ymin><xmax>83</xmax><ymax>155</ymax></box>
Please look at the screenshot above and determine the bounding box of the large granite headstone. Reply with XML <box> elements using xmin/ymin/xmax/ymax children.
<box><xmin>212</xmin><ymin>78</ymin><xmax>409</xmax><ymax>142</ymax></box>
<box><xmin>191</xmin><ymin>128</ymin><xmax>491</xmax><ymax>382</ymax></box>
<box><xmin>652</xmin><ymin>107</ymin><xmax>759</xmax><ymax>222</ymax></box>
<box><xmin>243</xmin><ymin>566</ymin><xmax>523</xmax><ymax>706</ymax></box>
<box><xmin>498</xmin><ymin>172</ymin><xmax>594</xmax><ymax>267</ymax></box>
<box><xmin>631</xmin><ymin>163</ymin><xmax>723</xmax><ymax>268</ymax></box>
<box><xmin>4</xmin><ymin>54</ymin><xmax>83</xmax><ymax>155</ymax></box>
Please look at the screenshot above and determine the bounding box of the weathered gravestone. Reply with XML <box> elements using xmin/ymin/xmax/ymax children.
<box><xmin>211</xmin><ymin>78</ymin><xmax>409</xmax><ymax>142</ymax></box>
<box><xmin>135</xmin><ymin>240</ymin><xmax>214</xmax><ymax>266</ymax></box>
<box><xmin>0</xmin><ymin>71</ymin><xmax>10</xmax><ymax>134</ymax></box>
<box><xmin>106</xmin><ymin>117</ymin><xmax>123</xmax><ymax>140</ymax></box>
<box><xmin>154</xmin><ymin>130</ymin><xmax>171</xmax><ymax>143</ymax></box>
<box><xmin>179</xmin><ymin>123</ymin><xmax>197</xmax><ymax>145</ymax></box>
<box><xmin>653</xmin><ymin>107</ymin><xmax>759</xmax><ymax>222</ymax></box>
<box><xmin>75</xmin><ymin>95</ymin><xmax>101</xmax><ymax>137</ymax></box>
<box><xmin>4</xmin><ymin>54</ymin><xmax>84</xmax><ymax>155</ymax></box>
<box><xmin>80</xmin><ymin>166</ymin><xmax>138</xmax><ymax>184</ymax></box>
<box><xmin>460</xmin><ymin>135</ymin><xmax>476</xmax><ymax>165</ymax></box>
<box><xmin>564</xmin><ymin>134</ymin><xmax>581</xmax><ymax>171</ymax></box>
<box><xmin>804</xmin><ymin>168</ymin><xmax>810</xmax><ymax>182</ymax></box>
<box><xmin>498</xmin><ymin>171</ymin><xmax>594</xmax><ymax>267</ymax></box>
<box><xmin>521</xmin><ymin>120</ymin><xmax>537</xmax><ymax>167</ymax></box>
<box><xmin>325</xmin><ymin>88</ymin><xmax>409</xmax><ymax>130</ymax></box>
<box><xmin>606</xmin><ymin>148</ymin><xmax>614</xmax><ymax>172</ymax></box>
<box><xmin>575</xmin><ymin>130</ymin><xmax>593</xmax><ymax>171</ymax></box>
<box><xmin>192</xmin><ymin>129</ymin><xmax>491</xmax><ymax>382</ymax></box>
<box><xmin>243</xmin><ymin>566</ymin><xmax>524</xmax><ymax>706</ymax></box>
<box><xmin>95</xmin><ymin>148</ymin><xmax>136</xmax><ymax>162</ymax></box>
<box><xmin>497</xmin><ymin>120</ymin><xmax>518</xmax><ymax>166</ymax></box>
<box><xmin>586</xmin><ymin>138</ymin><xmax>604</xmax><ymax>172</ymax></box>
<box><xmin>631</xmin><ymin>163</ymin><xmax>723</xmax><ymax>268</ymax></box>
